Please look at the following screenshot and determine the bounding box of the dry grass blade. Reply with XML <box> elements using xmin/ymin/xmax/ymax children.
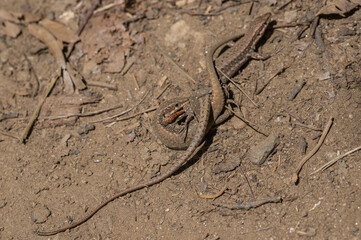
<box><xmin>217</xmin><ymin>67</ymin><xmax>259</xmax><ymax>108</ymax></box>
<box><xmin>292</xmin><ymin>117</ymin><xmax>334</xmax><ymax>183</ymax></box>
<box><xmin>39</xmin><ymin>18</ymin><xmax>79</xmax><ymax>43</ymax></box>
<box><xmin>28</xmin><ymin>24</ymin><xmax>74</xmax><ymax>93</ymax></box>
<box><xmin>20</xmin><ymin>69</ymin><xmax>60</xmax><ymax>143</ymax></box>
<box><xmin>91</xmin><ymin>90</ymin><xmax>150</xmax><ymax>123</ymax></box>
<box><xmin>199</xmin><ymin>185</ymin><xmax>227</xmax><ymax>199</ymax></box>
<box><xmin>310</xmin><ymin>145</ymin><xmax>361</xmax><ymax>175</ymax></box>
<box><xmin>158</xmin><ymin>47</ymin><xmax>196</xmax><ymax>84</ymax></box>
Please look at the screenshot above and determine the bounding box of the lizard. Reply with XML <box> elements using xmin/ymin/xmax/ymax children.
<box><xmin>153</xmin><ymin>12</ymin><xmax>271</xmax><ymax>146</ymax></box>
<box><xmin>34</xmin><ymin>13</ymin><xmax>271</xmax><ymax>236</ymax></box>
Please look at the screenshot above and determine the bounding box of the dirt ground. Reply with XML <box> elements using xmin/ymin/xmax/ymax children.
<box><xmin>0</xmin><ymin>0</ymin><xmax>360</xmax><ymax>239</ymax></box>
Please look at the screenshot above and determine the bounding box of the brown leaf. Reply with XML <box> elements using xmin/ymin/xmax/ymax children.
<box><xmin>28</xmin><ymin>24</ymin><xmax>66</xmax><ymax>68</ymax></box>
<box><xmin>28</xmin><ymin>24</ymin><xmax>75</xmax><ymax>94</ymax></box>
<box><xmin>62</xmin><ymin>69</ymin><xmax>75</xmax><ymax>94</ymax></box>
<box><xmin>316</xmin><ymin>0</ymin><xmax>359</xmax><ymax>17</ymax></box>
<box><xmin>0</xmin><ymin>8</ymin><xmax>19</xmax><ymax>23</ymax></box>
<box><xmin>39</xmin><ymin>18</ymin><xmax>79</xmax><ymax>43</ymax></box>
<box><xmin>66</xmin><ymin>62</ymin><xmax>86</xmax><ymax>90</ymax></box>
<box><xmin>22</xmin><ymin>13</ymin><xmax>41</xmax><ymax>23</ymax></box>
<box><xmin>1</xmin><ymin>21</ymin><xmax>21</xmax><ymax>38</ymax></box>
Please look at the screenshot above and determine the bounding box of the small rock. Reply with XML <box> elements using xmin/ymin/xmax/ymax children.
<box><xmin>283</xmin><ymin>10</ymin><xmax>298</xmax><ymax>23</ymax></box>
<box><xmin>78</xmin><ymin>124</ymin><xmax>95</xmax><ymax>135</ymax></box>
<box><xmin>124</xmin><ymin>130</ymin><xmax>136</xmax><ymax>143</ymax></box>
<box><xmin>289</xmin><ymin>80</ymin><xmax>305</xmax><ymax>100</ymax></box>
<box><xmin>338</xmin><ymin>26</ymin><xmax>356</xmax><ymax>36</ymax></box>
<box><xmin>266</xmin><ymin>0</ymin><xmax>277</xmax><ymax>5</ymax></box>
<box><xmin>140</xmin><ymin>147</ymin><xmax>151</xmax><ymax>161</ymax></box>
<box><xmin>68</xmin><ymin>148</ymin><xmax>80</xmax><ymax>156</ymax></box>
<box><xmin>0</xmin><ymin>198</ymin><xmax>7</xmax><ymax>208</ymax></box>
<box><xmin>317</xmin><ymin>71</ymin><xmax>331</xmax><ymax>81</ymax></box>
<box><xmin>349</xmin><ymin>225</ymin><xmax>359</xmax><ymax>236</ymax></box>
<box><xmin>299</xmin><ymin>136</ymin><xmax>308</xmax><ymax>154</ymax></box>
<box><xmin>249</xmin><ymin>133</ymin><xmax>280</xmax><ymax>165</ymax></box>
<box><xmin>59</xmin><ymin>133</ymin><xmax>71</xmax><ymax>147</ymax></box>
<box><xmin>30</xmin><ymin>204</ymin><xmax>51</xmax><ymax>224</ymax></box>
<box><xmin>297</xmin><ymin>228</ymin><xmax>317</xmax><ymax>237</ymax></box>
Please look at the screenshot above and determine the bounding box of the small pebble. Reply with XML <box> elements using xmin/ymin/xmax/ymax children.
<box><xmin>289</xmin><ymin>81</ymin><xmax>305</xmax><ymax>100</ymax></box>
<box><xmin>317</xmin><ymin>71</ymin><xmax>331</xmax><ymax>81</ymax></box>
<box><xmin>250</xmin><ymin>133</ymin><xmax>280</xmax><ymax>165</ymax></box>
<box><xmin>30</xmin><ymin>204</ymin><xmax>51</xmax><ymax>224</ymax></box>
<box><xmin>299</xmin><ymin>136</ymin><xmax>308</xmax><ymax>154</ymax></box>
<box><xmin>0</xmin><ymin>198</ymin><xmax>7</xmax><ymax>208</ymax></box>
<box><xmin>78</xmin><ymin>124</ymin><xmax>95</xmax><ymax>135</ymax></box>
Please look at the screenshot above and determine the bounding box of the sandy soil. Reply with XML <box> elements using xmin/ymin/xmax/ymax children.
<box><xmin>0</xmin><ymin>0</ymin><xmax>360</xmax><ymax>239</ymax></box>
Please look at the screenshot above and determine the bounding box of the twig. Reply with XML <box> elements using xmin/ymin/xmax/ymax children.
<box><xmin>131</xmin><ymin>73</ymin><xmax>139</xmax><ymax>90</ymax></box>
<box><xmin>215</xmin><ymin>196</ymin><xmax>281</xmax><ymax>210</ymax></box>
<box><xmin>256</xmin><ymin>59</ymin><xmax>294</xmax><ymax>95</ymax></box>
<box><xmin>183</xmin><ymin>1</ymin><xmax>254</xmax><ymax>16</ymax></box>
<box><xmin>66</xmin><ymin>0</ymin><xmax>102</xmax><ymax>59</ymax></box>
<box><xmin>112</xmin><ymin>106</ymin><xmax>157</xmax><ymax>123</ymax></box>
<box><xmin>199</xmin><ymin>185</ymin><xmax>227</xmax><ymax>199</ymax></box>
<box><xmin>217</xmin><ymin>67</ymin><xmax>259</xmax><ymax>108</ymax></box>
<box><xmin>86</xmin><ymin>80</ymin><xmax>117</xmax><ymax>90</ymax></box>
<box><xmin>292</xmin><ymin>25</ymin><xmax>310</xmax><ymax>43</ymax></box>
<box><xmin>91</xmin><ymin>90</ymin><xmax>150</xmax><ymax>123</ymax></box>
<box><xmin>39</xmin><ymin>103</ymin><xmax>125</xmax><ymax>120</ymax></box>
<box><xmin>292</xmin><ymin>117</ymin><xmax>334</xmax><ymax>183</ymax></box>
<box><xmin>0</xmin><ymin>130</ymin><xmax>19</xmax><ymax>140</ymax></box>
<box><xmin>155</xmin><ymin>83</ymin><xmax>171</xmax><ymax>99</ymax></box>
<box><xmin>309</xmin><ymin>16</ymin><xmax>319</xmax><ymax>38</ymax></box>
<box><xmin>0</xmin><ymin>113</ymin><xmax>18</xmax><ymax>122</ymax></box>
<box><xmin>121</xmin><ymin>57</ymin><xmax>135</xmax><ymax>76</ymax></box>
<box><xmin>20</xmin><ymin>69</ymin><xmax>60</xmax><ymax>143</ymax></box>
<box><xmin>225</xmin><ymin>106</ymin><xmax>267</xmax><ymax>137</ymax></box>
<box><xmin>240</xmin><ymin>166</ymin><xmax>255</xmax><ymax>200</ymax></box>
<box><xmin>310</xmin><ymin>145</ymin><xmax>361</xmax><ymax>175</ymax></box>
<box><xmin>123</xmin><ymin>13</ymin><xmax>146</xmax><ymax>26</ymax></box>
<box><xmin>277</xmin><ymin>0</ymin><xmax>295</xmax><ymax>11</ymax></box>
<box><xmin>158</xmin><ymin>47</ymin><xmax>196</xmax><ymax>84</ymax></box>
<box><xmin>272</xmin><ymin>22</ymin><xmax>309</xmax><ymax>28</ymax></box>
<box><xmin>94</xmin><ymin>2</ymin><xmax>120</xmax><ymax>14</ymax></box>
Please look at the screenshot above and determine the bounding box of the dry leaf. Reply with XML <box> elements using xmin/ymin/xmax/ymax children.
<box><xmin>0</xmin><ymin>8</ymin><xmax>19</xmax><ymax>23</ymax></box>
<box><xmin>66</xmin><ymin>62</ymin><xmax>86</xmax><ymax>90</ymax></box>
<box><xmin>28</xmin><ymin>24</ymin><xmax>66</xmax><ymax>68</ymax></box>
<box><xmin>316</xmin><ymin>0</ymin><xmax>360</xmax><ymax>16</ymax></box>
<box><xmin>1</xmin><ymin>21</ymin><xmax>21</xmax><ymax>38</ymax></box>
<box><xmin>22</xmin><ymin>13</ymin><xmax>41</xmax><ymax>23</ymax></box>
<box><xmin>62</xmin><ymin>69</ymin><xmax>75</xmax><ymax>94</ymax></box>
<box><xmin>40</xmin><ymin>18</ymin><xmax>79</xmax><ymax>43</ymax></box>
<box><xmin>28</xmin><ymin>24</ymin><xmax>74</xmax><ymax>94</ymax></box>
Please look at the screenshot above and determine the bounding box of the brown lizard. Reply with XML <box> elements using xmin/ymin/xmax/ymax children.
<box><xmin>153</xmin><ymin>13</ymin><xmax>271</xmax><ymax>142</ymax></box>
<box><xmin>35</xmin><ymin>13</ymin><xmax>271</xmax><ymax>236</ymax></box>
